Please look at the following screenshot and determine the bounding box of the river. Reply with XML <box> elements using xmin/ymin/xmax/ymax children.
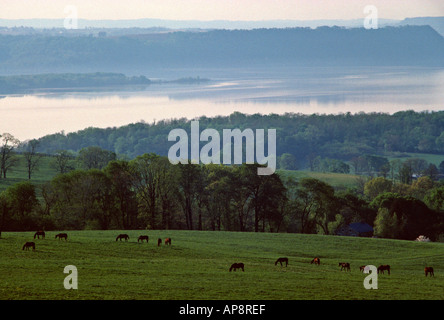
<box><xmin>1</xmin><ymin>66</ymin><xmax>443</xmax><ymax>141</ymax></box>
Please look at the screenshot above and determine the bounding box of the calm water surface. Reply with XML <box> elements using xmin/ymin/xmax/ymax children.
<box><xmin>1</xmin><ymin>66</ymin><xmax>444</xmax><ymax>141</ymax></box>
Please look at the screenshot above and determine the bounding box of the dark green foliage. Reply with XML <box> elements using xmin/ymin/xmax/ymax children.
<box><xmin>35</xmin><ymin>111</ymin><xmax>444</xmax><ymax>165</ymax></box>
<box><xmin>371</xmin><ymin>193</ymin><xmax>442</xmax><ymax>240</ymax></box>
<box><xmin>0</xmin><ymin>156</ymin><xmax>442</xmax><ymax>241</ymax></box>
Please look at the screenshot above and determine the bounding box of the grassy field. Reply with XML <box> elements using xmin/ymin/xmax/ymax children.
<box><xmin>0</xmin><ymin>155</ymin><xmax>58</xmax><ymax>194</ymax></box>
<box><xmin>0</xmin><ymin>230</ymin><xmax>443</xmax><ymax>300</ymax></box>
<box><xmin>278</xmin><ymin>170</ymin><xmax>361</xmax><ymax>189</ymax></box>
<box><xmin>385</xmin><ymin>152</ymin><xmax>444</xmax><ymax>167</ymax></box>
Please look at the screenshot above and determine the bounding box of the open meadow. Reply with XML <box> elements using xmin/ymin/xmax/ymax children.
<box><xmin>0</xmin><ymin>230</ymin><xmax>443</xmax><ymax>300</ymax></box>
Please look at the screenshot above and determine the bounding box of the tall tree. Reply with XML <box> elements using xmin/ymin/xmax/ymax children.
<box><xmin>51</xmin><ymin>150</ymin><xmax>75</xmax><ymax>174</ymax></box>
<box><xmin>23</xmin><ymin>139</ymin><xmax>42</xmax><ymax>179</ymax></box>
<box><xmin>4</xmin><ymin>181</ymin><xmax>39</xmax><ymax>230</ymax></box>
<box><xmin>130</xmin><ymin>153</ymin><xmax>164</xmax><ymax>229</ymax></box>
<box><xmin>0</xmin><ymin>133</ymin><xmax>20</xmax><ymax>179</ymax></box>
<box><xmin>177</xmin><ymin>161</ymin><xmax>202</xmax><ymax>230</ymax></box>
<box><xmin>78</xmin><ymin>146</ymin><xmax>116</xmax><ymax>170</ymax></box>
<box><xmin>104</xmin><ymin>160</ymin><xmax>138</xmax><ymax>229</ymax></box>
<box><xmin>156</xmin><ymin>157</ymin><xmax>180</xmax><ymax>230</ymax></box>
<box><xmin>364</xmin><ymin>177</ymin><xmax>393</xmax><ymax>200</ymax></box>
<box><xmin>293</xmin><ymin>178</ymin><xmax>338</xmax><ymax>235</ymax></box>
<box><xmin>0</xmin><ymin>192</ymin><xmax>11</xmax><ymax>237</ymax></box>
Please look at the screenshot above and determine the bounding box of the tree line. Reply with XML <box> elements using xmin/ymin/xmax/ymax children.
<box><xmin>0</xmin><ymin>149</ymin><xmax>443</xmax><ymax>241</ymax></box>
<box><xmin>33</xmin><ymin>111</ymin><xmax>444</xmax><ymax>167</ymax></box>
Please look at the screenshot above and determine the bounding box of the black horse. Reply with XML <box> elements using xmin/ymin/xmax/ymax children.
<box><xmin>229</xmin><ymin>263</ymin><xmax>245</xmax><ymax>272</ymax></box>
<box><xmin>157</xmin><ymin>238</ymin><xmax>162</xmax><ymax>246</ymax></box>
<box><xmin>138</xmin><ymin>235</ymin><xmax>149</xmax><ymax>243</ymax></box>
<box><xmin>34</xmin><ymin>231</ymin><xmax>45</xmax><ymax>239</ymax></box>
<box><xmin>275</xmin><ymin>257</ymin><xmax>289</xmax><ymax>267</ymax></box>
<box><xmin>55</xmin><ymin>233</ymin><xmax>68</xmax><ymax>241</ymax></box>
<box><xmin>22</xmin><ymin>242</ymin><xmax>36</xmax><ymax>251</ymax></box>
<box><xmin>116</xmin><ymin>234</ymin><xmax>129</xmax><ymax>241</ymax></box>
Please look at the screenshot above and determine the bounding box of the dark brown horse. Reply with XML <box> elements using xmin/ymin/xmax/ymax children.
<box><xmin>377</xmin><ymin>265</ymin><xmax>391</xmax><ymax>275</ymax></box>
<box><xmin>55</xmin><ymin>233</ymin><xmax>68</xmax><ymax>241</ymax></box>
<box><xmin>157</xmin><ymin>238</ymin><xmax>162</xmax><ymax>246</ymax></box>
<box><xmin>165</xmin><ymin>238</ymin><xmax>171</xmax><ymax>246</ymax></box>
<box><xmin>339</xmin><ymin>262</ymin><xmax>351</xmax><ymax>271</ymax></box>
<box><xmin>116</xmin><ymin>234</ymin><xmax>129</xmax><ymax>241</ymax></box>
<box><xmin>22</xmin><ymin>242</ymin><xmax>35</xmax><ymax>251</ymax></box>
<box><xmin>359</xmin><ymin>265</ymin><xmax>367</xmax><ymax>272</ymax></box>
<box><xmin>229</xmin><ymin>263</ymin><xmax>245</xmax><ymax>272</ymax></box>
<box><xmin>425</xmin><ymin>267</ymin><xmax>434</xmax><ymax>277</ymax></box>
<box><xmin>34</xmin><ymin>231</ymin><xmax>45</xmax><ymax>239</ymax></box>
<box><xmin>311</xmin><ymin>257</ymin><xmax>320</xmax><ymax>265</ymax></box>
<box><xmin>275</xmin><ymin>257</ymin><xmax>288</xmax><ymax>267</ymax></box>
<box><xmin>138</xmin><ymin>235</ymin><xmax>149</xmax><ymax>243</ymax></box>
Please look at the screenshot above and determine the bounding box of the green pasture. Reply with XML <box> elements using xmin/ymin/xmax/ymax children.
<box><xmin>0</xmin><ymin>155</ymin><xmax>58</xmax><ymax>194</ymax></box>
<box><xmin>385</xmin><ymin>152</ymin><xmax>444</xmax><ymax>167</ymax></box>
<box><xmin>0</xmin><ymin>230</ymin><xmax>443</xmax><ymax>300</ymax></box>
<box><xmin>278</xmin><ymin>170</ymin><xmax>361</xmax><ymax>189</ymax></box>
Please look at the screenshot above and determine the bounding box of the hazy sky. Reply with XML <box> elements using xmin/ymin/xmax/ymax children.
<box><xmin>1</xmin><ymin>0</ymin><xmax>443</xmax><ymax>21</ymax></box>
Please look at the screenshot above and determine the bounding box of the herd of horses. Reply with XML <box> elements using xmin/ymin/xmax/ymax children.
<box><xmin>23</xmin><ymin>231</ymin><xmax>173</xmax><ymax>250</ymax></box>
<box><xmin>115</xmin><ymin>233</ymin><xmax>172</xmax><ymax>246</ymax></box>
<box><xmin>22</xmin><ymin>231</ymin><xmax>436</xmax><ymax>277</ymax></box>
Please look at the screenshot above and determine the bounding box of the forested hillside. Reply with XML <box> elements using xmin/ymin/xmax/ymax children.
<box><xmin>35</xmin><ymin>111</ymin><xmax>444</xmax><ymax>167</ymax></box>
<box><xmin>1</xmin><ymin>26</ymin><xmax>443</xmax><ymax>74</ymax></box>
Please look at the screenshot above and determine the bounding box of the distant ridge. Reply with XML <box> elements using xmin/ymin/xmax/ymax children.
<box><xmin>0</xmin><ymin>25</ymin><xmax>442</xmax><ymax>75</ymax></box>
<box><xmin>400</xmin><ymin>17</ymin><xmax>444</xmax><ymax>37</ymax></box>
<box><xmin>0</xmin><ymin>17</ymin><xmax>401</xmax><ymax>30</ymax></box>
<box><xmin>2</xmin><ymin>17</ymin><xmax>443</xmax><ymax>36</ymax></box>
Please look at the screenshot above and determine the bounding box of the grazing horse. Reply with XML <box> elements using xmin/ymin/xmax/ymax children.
<box><xmin>55</xmin><ymin>233</ymin><xmax>68</xmax><ymax>241</ymax></box>
<box><xmin>377</xmin><ymin>265</ymin><xmax>391</xmax><ymax>275</ymax></box>
<box><xmin>138</xmin><ymin>235</ymin><xmax>149</xmax><ymax>243</ymax></box>
<box><xmin>22</xmin><ymin>242</ymin><xmax>35</xmax><ymax>251</ymax></box>
<box><xmin>339</xmin><ymin>262</ymin><xmax>351</xmax><ymax>271</ymax></box>
<box><xmin>425</xmin><ymin>267</ymin><xmax>434</xmax><ymax>277</ymax></box>
<box><xmin>275</xmin><ymin>257</ymin><xmax>289</xmax><ymax>267</ymax></box>
<box><xmin>34</xmin><ymin>231</ymin><xmax>45</xmax><ymax>239</ymax></box>
<box><xmin>116</xmin><ymin>234</ymin><xmax>129</xmax><ymax>241</ymax></box>
<box><xmin>359</xmin><ymin>266</ymin><xmax>367</xmax><ymax>272</ymax></box>
<box><xmin>229</xmin><ymin>263</ymin><xmax>245</xmax><ymax>272</ymax></box>
<box><xmin>311</xmin><ymin>257</ymin><xmax>321</xmax><ymax>265</ymax></box>
<box><xmin>157</xmin><ymin>238</ymin><xmax>162</xmax><ymax>246</ymax></box>
<box><xmin>165</xmin><ymin>238</ymin><xmax>171</xmax><ymax>246</ymax></box>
